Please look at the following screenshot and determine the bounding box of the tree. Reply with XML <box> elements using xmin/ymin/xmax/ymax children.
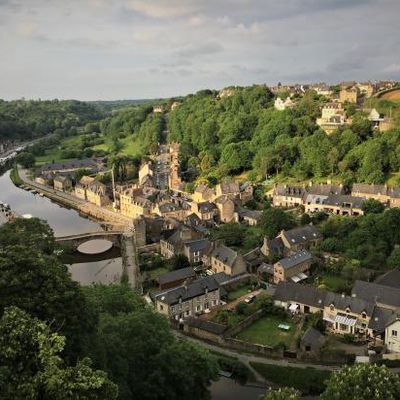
<box><xmin>0</xmin><ymin>219</ymin><xmax>96</xmax><ymax>361</ymax></box>
<box><xmin>387</xmin><ymin>247</ymin><xmax>400</xmax><ymax>269</ymax></box>
<box><xmin>263</xmin><ymin>387</ymin><xmax>300</xmax><ymax>400</ymax></box>
<box><xmin>210</xmin><ymin>223</ymin><xmax>246</xmax><ymax>247</ymax></box>
<box><xmin>260</xmin><ymin>208</ymin><xmax>296</xmax><ymax>239</ymax></box>
<box><xmin>16</xmin><ymin>151</ymin><xmax>35</xmax><ymax>168</ymax></box>
<box><xmin>362</xmin><ymin>198</ymin><xmax>385</xmax><ymax>214</ymax></box>
<box><xmin>167</xmin><ymin>254</ymin><xmax>191</xmax><ymax>271</ymax></box>
<box><xmin>0</xmin><ymin>306</ymin><xmax>117</xmax><ymax>400</ymax></box>
<box><xmin>84</xmin><ymin>284</ymin><xmax>218</xmax><ymax>400</ymax></box>
<box><xmin>321</xmin><ymin>364</ymin><xmax>400</xmax><ymax>400</ymax></box>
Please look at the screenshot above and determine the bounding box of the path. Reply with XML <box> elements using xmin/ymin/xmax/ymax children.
<box><xmin>18</xmin><ymin>168</ymin><xmax>131</xmax><ymax>227</ymax></box>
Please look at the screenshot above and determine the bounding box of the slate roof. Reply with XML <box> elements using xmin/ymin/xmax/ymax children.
<box><xmin>157</xmin><ymin>267</ymin><xmax>195</xmax><ymax>285</ymax></box>
<box><xmin>322</xmin><ymin>194</ymin><xmax>365</xmax><ymax>209</ymax></box>
<box><xmin>368</xmin><ymin>306</ymin><xmax>397</xmax><ymax>333</ymax></box>
<box><xmin>239</xmin><ymin>208</ymin><xmax>262</xmax><ymax>221</ymax></box>
<box><xmin>374</xmin><ymin>270</ymin><xmax>400</xmax><ymax>289</ymax></box>
<box><xmin>154</xmin><ymin>275</ymin><xmax>220</xmax><ymax>305</ymax></box>
<box><xmin>219</xmin><ymin>182</ymin><xmax>240</xmax><ymax>194</ymax></box>
<box><xmin>307</xmin><ymin>183</ymin><xmax>344</xmax><ymax>196</ymax></box>
<box><xmin>264</xmin><ymin>237</ymin><xmax>285</xmax><ymax>256</ymax></box>
<box><xmin>352</xmin><ymin>184</ymin><xmax>387</xmax><ymax>195</ymax></box>
<box><xmin>302</xmin><ymin>327</ymin><xmax>325</xmax><ymax>349</ymax></box>
<box><xmin>257</xmin><ymin>262</ymin><xmax>274</xmax><ymax>275</ymax></box>
<box><xmin>158</xmin><ymin>202</ymin><xmax>182</xmax><ymax>213</ymax></box>
<box><xmin>274</xmin><ymin>184</ymin><xmax>305</xmax><ymax>197</ymax></box>
<box><xmin>184</xmin><ymin>238</ymin><xmax>210</xmax><ymax>253</ymax></box>
<box><xmin>198</xmin><ymin>202</ymin><xmax>217</xmax><ymax>213</ymax></box>
<box><xmin>281</xmin><ymin>225</ymin><xmax>322</xmax><ymax>246</ymax></box>
<box><xmin>325</xmin><ymin>292</ymin><xmax>375</xmax><ymax>316</ymax></box>
<box><xmin>352</xmin><ymin>280</ymin><xmax>400</xmax><ymax>309</ymax></box>
<box><xmin>273</xmin><ymin>282</ymin><xmax>327</xmax><ymax>309</ymax></box>
<box><xmin>184</xmin><ymin>317</ymin><xmax>227</xmax><ymax>335</ymax></box>
<box><xmin>277</xmin><ymin>250</ymin><xmax>312</xmax><ymax>270</ymax></box>
<box><xmin>210</xmin><ymin>244</ymin><xmax>239</xmax><ymax>267</ymax></box>
<box><xmin>54</xmin><ymin>175</ymin><xmax>71</xmax><ymax>183</ymax></box>
<box><xmin>211</xmin><ymin>272</ymin><xmax>231</xmax><ymax>285</ymax></box>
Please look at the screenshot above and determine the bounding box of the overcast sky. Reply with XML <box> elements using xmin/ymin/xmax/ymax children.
<box><xmin>1</xmin><ymin>0</ymin><xmax>399</xmax><ymax>100</ymax></box>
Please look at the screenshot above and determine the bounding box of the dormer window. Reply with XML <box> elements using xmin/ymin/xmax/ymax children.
<box><xmin>330</xmin><ymin>304</ymin><xmax>335</xmax><ymax>311</ymax></box>
<box><xmin>361</xmin><ymin>312</ymin><xmax>367</xmax><ymax>319</ymax></box>
<box><xmin>346</xmin><ymin>307</ymin><xmax>351</xmax><ymax>314</ymax></box>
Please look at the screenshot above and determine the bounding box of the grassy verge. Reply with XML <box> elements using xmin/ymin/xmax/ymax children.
<box><xmin>10</xmin><ymin>166</ymin><xmax>23</xmax><ymax>186</ymax></box>
<box><xmin>250</xmin><ymin>362</ymin><xmax>330</xmax><ymax>395</ymax></box>
<box><xmin>236</xmin><ymin>316</ymin><xmax>297</xmax><ymax>348</ymax></box>
<box><xmin>227</xmin><ymin>284</ymin><xmax>253</xmax><ymax>301</ymax></box>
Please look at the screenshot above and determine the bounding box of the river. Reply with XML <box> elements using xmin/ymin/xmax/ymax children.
<box><xmin>0</xmin><ymin>168</ymin><xmax>266</xmax><ymax>400</ymax></box>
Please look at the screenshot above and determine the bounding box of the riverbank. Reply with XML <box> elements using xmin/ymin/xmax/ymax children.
<box><xmin>14</xmin><ymin>166</ymin><xmax>130</xmax><ymax>229</ymax></box>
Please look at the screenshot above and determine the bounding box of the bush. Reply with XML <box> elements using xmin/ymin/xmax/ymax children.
<box><xmin>343</xmin><ymin>333</ymin><xmax>356</xmax><ymax>343</ymax></box>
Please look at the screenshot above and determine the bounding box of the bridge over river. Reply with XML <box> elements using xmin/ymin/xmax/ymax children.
<box><xmin>56</xmin><ymin>230</ymin><xmax>144</xmax><ymax>291</ymax></box>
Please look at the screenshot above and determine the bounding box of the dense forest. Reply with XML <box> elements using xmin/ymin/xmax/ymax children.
<box><xmin>168</xmin><ymin>86</ymin><xmax>400</xmax><ymax>185</ymax></box>
<box><xmin>0</xmin><ymin>99</ymin><xmax>104</xmax><ymax>141</ymax></box>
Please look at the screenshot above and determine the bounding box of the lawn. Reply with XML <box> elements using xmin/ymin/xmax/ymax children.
<box><xmin>320</xmin><ymin>273</ymin><xmax>347</xmax><ymax>292</ymax></box>
<box><xmin>250</xmin><ymin>362</ymin><xmax>330</xmax><ymax>395</ymax></box>
<box><xmin>227</xmin><ymin>284</ymin><xmax>253</xmax><ymax>301</ymax></box>
<box><xmin>236</xmin><ymin>316</ymin><xmax>297</xmax><ymax>348</ymax></box>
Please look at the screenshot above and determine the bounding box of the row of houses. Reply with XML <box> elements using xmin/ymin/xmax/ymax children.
<box><xmin>269</xmin><ymin>181</ymin><xmax>400</xmax><ymax>213</ymax></box>
<box><xmin>273</xmin><ymin>272</ymin><xmax>400</xmax><ymax>352</ymax></box>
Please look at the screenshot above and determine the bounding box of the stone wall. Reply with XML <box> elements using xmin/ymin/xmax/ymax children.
<box><xmin>223</xmin><ymin>309</ymin><xmax>264</xmax><ymax>337</ymax></box>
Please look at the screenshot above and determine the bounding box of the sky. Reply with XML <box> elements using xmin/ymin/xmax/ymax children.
<box><xmin>0</xmin><ymin>0</ymin><xmax>400</xmax><ymax>100</ymax></box>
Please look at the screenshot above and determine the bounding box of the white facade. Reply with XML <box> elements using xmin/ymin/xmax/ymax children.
<box><xmin>386</xmin><ymin>319</ymin><xmax>400</xmax><ymax>353</ymax></box>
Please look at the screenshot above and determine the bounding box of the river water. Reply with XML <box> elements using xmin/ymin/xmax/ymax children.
<box><xmin>0</xmin><ymin>169</ymin><xmax>266</xmax><ymax>400</ymax></box>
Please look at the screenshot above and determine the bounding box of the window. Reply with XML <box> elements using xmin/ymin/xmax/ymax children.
<box><xmin>339</xmin><ymin>323</ymin><xmax>348</xmax><ymax>331</ymax></box>
<box><xmin>392</xmin><ymin>330</ymin><xmax>398</xmax><ymax>337</ymax></box>
<box><xmin>159</xmin><ymin>305</ymin><xmax>164</xmax><ymax>311</ymax></box>
<box><xmin>185</xmin><ymin>311</ymin><xmax>190</xmax><ymax>316</ymax></box>
<box><xmin>361</xmin><ymin>312</ymin><xmax>367</xmax><ymax>319</ymax></box>
<box><xmin>196</xmin><ymin>305</ymin><xmax>201</xmax><ymax>312</ymax></box>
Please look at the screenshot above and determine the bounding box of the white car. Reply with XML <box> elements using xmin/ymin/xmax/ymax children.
<box><xmin>244</xmin><ymin>295</ymin><xmax>256</xmax><ymax>304</ymax></box>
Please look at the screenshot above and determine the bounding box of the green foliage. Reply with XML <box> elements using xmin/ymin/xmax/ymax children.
<box><xmin>321</xmin><ymin>364</ymin><xmax>400</xmax><ymax>400</ymax></box>
<box><xmin>16</xmin><ymin>151</ymin><xmax>35</xmax><ymax>168</ymax></box>
<box><xmin>263</xmin><ymin>387</ymin><xmax>301</xmax><ymax>400</ymax></box>
<box><xmin>260</xmin><ymin>207</ymin><xmax>296</xmax><ymax>239</ymax></box>
<box><xmin>84</xmin><ymin>284</ymin><xmax>218</xmax><ymax>400</ymax></box>
<box><xmin>362</xmin><ymin>198</ymin><xmax>385</xmax><ymax>214</ymax></box>
<box><xmin>387</xmin><ymin>247</ymin><xmax>400</xmax><ymax>269</ymax></box>
<box><xmin>0</xmin><ymin>306</ymin><xmax>117</xmax><ymax>400</ymax></box>
<box><xmin>167</xmin><ymin>254</ymin><xmax>191</xmax><ymax>271</ymax></box>
<box><xmin>210</xmin><ymin>222</ymin><xmax>246</xmax><ymax>247</ymax></box>
<box><xmin>0</xmin><ymin>99</ymin><xmax>103</xmax><ymax>141</ymax></box>
<box><xmin>0</xmin><ymin>219</ymin><xmax>96</xmax><ymax>361</ymax></box>
<box><xmin>251</xmin><ymin>362</ymin><xmax>330</xmax><ymax>395</ymax></box>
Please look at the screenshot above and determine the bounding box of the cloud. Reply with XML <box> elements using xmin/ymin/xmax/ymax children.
<box><xmin>176</xmin><ymin>42</ymin><xmax>224</xmax><ymax>58</ymax></box>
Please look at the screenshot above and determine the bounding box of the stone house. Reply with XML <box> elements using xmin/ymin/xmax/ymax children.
<box><xmin>305</xmin><ymin>194</ymin><xmax>365</xmax><ymax>216</ymax></box>
<box><xmin>323</xmin><ymin>292</ymin><xmax>374</xmax><ymax>337</ymax></box>
<box><xmin>237</xmin><ymin>208</ymin><xmax>262</xmax><ymax>226</ymax></box>
<box><xmin>316</xmin><ymin>102</ymin><xmax>347</xmax><ymax>134</ymax></box>
<box><xmin>183</xmin><ymin>238</ymin><xmax>211</xmax><ymax>264</ymax></box>
<box><xmin>160</xmin><ymin>225</ymin><xmax>203</xmax><ymax>260</ymax></box>
<box><xmin>215</xmin><ymin>195</ymin><xmax>236</xmax><ymax>223</ymax></box>
<box><xmin>215</xmin><ymin>182</ymin><xmax>240</xmax><ymax>198</ymax></box>
<box><xmin>269</xmin><ymin>184</ymin><xmax>306</xmax><ymax>207</ymax></box>
<box><xmin>119</xmin><ymin>188</ymin><xmax>152</xmax><ymax>219</ymax></box>
<box><xmin>205</xmin><ymin>243</ymin><xmax>247</xmax><ymax>276</ymax></box>
<box><xmin>351</xmin><ymin>183</ymin><xmax>400</xmax><ymax>208</ymax></box>
<box><xmin>74</xmin><ymin>176</ymin><xmax>95</xmax><ymax>200</ymax></box>
<box><xmin>53</xmin><ymin>175</ymin><xmax>72</xmax><ymax>192</ymax></box>
<box><xmin>153</xmin><ymin>202</ymin><xmax>187</xmax><ymax>220</ymax></box>
<box><xmin>279</xmin><ymin>225</ymin><xmax>323</xmax><ymax>253</ymax></box>
<box><xmin>157</xmin><ymin>267</ymin><xmax>196</xmax><ymax>290</ymax></box>
<box><xmin>138</xmin><ymin>161</ymin><xmax>154</xmax><ymax>186</ymax></box>
<box><xmin>339</xmin><ymin>86</ymin><xmax>359</xmax><ymax>103</ymax></box>
<box><xmin>153</xmin><ymin>105</ymin><xmax>163</xmax><ymax>113</ymax></box>
<box><xmin>192</xmin><ymin>184</ymin><xmax>215</xmax><ymax>203</ymax></box>
<box><xmin>238</xmin><ymin>182</ymin><xmax>254</xmax><ymax>204</ymax></box>
<box><xmin>273</xmin><ymin>250</ymin><xmax>313</xmax><ymax>284</ymax></box>
<box><xmin>154</xmin><ymin>275</ymin><xmax>221</xmax><ymax>320</ymax></box>
<box><xmin>356</xmin><ymin>82</ymin><xmax>375</xmax><ymax>98</ymax></box>
<box><xmin>86</xmin><ymin>180</ymin><xmax>110</xmax><ymax>207</ymax></box>
<box><xmin>191</xmin><ymin>201</ymin><xmax>218</xmax><ymax>222</ymax></box>
<box><xmin>34</xmin><ymin>175</ymin><xmax>49</xmax><ymax>186</ymax></box>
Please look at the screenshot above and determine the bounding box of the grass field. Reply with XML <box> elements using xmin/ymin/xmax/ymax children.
<box><xmin>227</xmin><ymin>284</ymin><xmax>253</xmax><ymax>301</ymax></box>
<box><xmin>250</xmin><ymin>362</ymin><xmax>330</xmax><ymax>394</ymax></box>
<box><xmin>236</xmin><ymin>316</ymin><xmax>297</xmax><ymax>348</ymax></box>
<box><xmin>320</xmin><ymin>273</ymin><xmax>347</xmax><ymax>293</ymax></box>
<box><xmin>149</xmin><ymin>266</ymin><xmax>169</xmax><ymax>280</ymax></box>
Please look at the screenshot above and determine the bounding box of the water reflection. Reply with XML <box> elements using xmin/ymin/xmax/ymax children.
<box><xmin>69</xmin><ymin>257</ymin><xmax>123</xmax><ymax>285</ymax></box>
<box><xmin>0</xmin><ymin>169</ymin><xmax>101</xmax><ymax>236</ymax></box>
